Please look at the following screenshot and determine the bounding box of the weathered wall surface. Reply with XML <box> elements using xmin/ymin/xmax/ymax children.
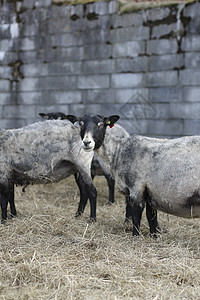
<box><xmin>0</xmin><ymin>0</ymin><xmax>200</xmax><ymax>137</ymax></box>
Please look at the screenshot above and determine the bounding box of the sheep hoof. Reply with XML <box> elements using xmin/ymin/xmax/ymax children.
<box><xmin>1</xmin><ymin>219</ymin><xmax>6</xmax><ymax>225</ymax></box>
<box><xmin>89</xmin><ymin>217</ymin><xmax>96</xmax><ymax>223</ymax></box>
<box><xmin>150</xmin><ymin>233</ymin><xmax>158</xmax><ymax>239</ymax></box>
<box><xmin>107</xmin><ymin>201</ymin><xmax>114</xmax><ymax>205</ymax></box>
<box><xmin>156</xmin><ymin>226</ymin><xmax>162</xmax><ymax>234</ymax></box>
<box><xmin>75</xmin><ymin>211</ymin><xmax>82</xmax><ymax>218</ymax></box>
<box><xmin>10</xmin><ymin>213</ymin><xmax>17</xmax><ymax>219</ymax></box>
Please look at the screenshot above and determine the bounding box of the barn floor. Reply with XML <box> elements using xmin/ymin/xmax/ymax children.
<box><xmin>0</xmin><ymin>176</ymin><xmax>200</xmax><ymax>299</ymax></box>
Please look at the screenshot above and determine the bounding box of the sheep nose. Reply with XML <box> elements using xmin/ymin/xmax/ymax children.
<box><xmin>84</xmin><ymin>141</ymin><xmax>91</xmax><ymax>147</ymax></box>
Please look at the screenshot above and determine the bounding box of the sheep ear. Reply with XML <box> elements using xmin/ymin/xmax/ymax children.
<box><xmin>39</xmin><ymin>113</ymin><xmax>46</xmax><ymax>119</ymax></box>
<box><xmin>66</xmin><ymin>115</ymin><xmax>78</xmax><ymax>124</ymax></box>
<box><xmin>104</xmin><ymin>115</ymin><xmax>120</xmax><ymax>127</ymax></box>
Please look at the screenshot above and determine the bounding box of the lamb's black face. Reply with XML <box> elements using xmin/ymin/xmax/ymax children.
<box><xmin>66</xmin><ymin>114</ymin><xmax>120</xmax><ymax>152</ymax></box>
<box><xmin>80</xmin><ymin>115</ymin><xmax>106</xmax><ymax>151</ymax></box>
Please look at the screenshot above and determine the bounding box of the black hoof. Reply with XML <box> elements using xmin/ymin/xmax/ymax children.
<box><xmin>75</xmin><ymin>211</ymin><xmax>82</xmax><ymax>218</ymax></box>
<box><xmin>89</xmin><ymin>217</ymin><xmax>96</xmax><ymax>223</ymax></box>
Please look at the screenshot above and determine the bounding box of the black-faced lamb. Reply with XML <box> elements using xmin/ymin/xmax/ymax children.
<box><xmin>66</xmin><ymin>114</ymin><xmax>200</xmax><ymax>238</ymax></box>
<box><xmin>39</xmin><ymin>112</ymin><xmax>129</xmax><ymax>210</ymax></box>
<box><xmin>0</xmin><ymin>120</ymin><xmax>97</xmax><ymax>223</ymax></box>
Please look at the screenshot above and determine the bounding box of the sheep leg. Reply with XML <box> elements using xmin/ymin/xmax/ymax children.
<box><xmin>131</xmin><ymin>199</ymin><xmax>145</xmax><ymax>236</ymax></box>
<box><xmin>74</xmin><ymin>173</ymin><xmax>88</xmax><ymax>217</ymax></box>
<box><xmin>0</xmin><ymin>189</ymin><xmax>9</xmax><ymax>223</ymax></box>
<box><xmin>104</xmin><ymin>173</ymin><xmax>115</xmax><ymax>204</ymax></box>
<box><xmin>8</xmin><ymin>184</ymin><xmax>16</xmax><ymax>218</ymax></box>
<box><xmin>146</xmin><ymin>202</ymin><xmax>158</xmax><ymax>238</ymax></box>
<box><xmin>125</xmin><ymin>196</ymin><xmax>132</xmax><ymax>222</ymax></box>
<box><xmin>85</xmin><ymin>183</ymin><xmax>97</xmax><ymax>222</ymax></box>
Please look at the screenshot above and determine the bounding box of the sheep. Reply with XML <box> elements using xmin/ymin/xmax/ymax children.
<box><xmin>66</xmin><ymin>115</ymin><xmax>162</xmax><ymax>237</ymax></box>
<box><xmin>0</xmin><ymin>120</ymin><xmax>97</xmax><ymax>223</ymax></box>
<box><xmin>39</xmin><ymin>112</ymin><xmax>129</xmax><ymax>208</ymax></box>
<box><xmin>80</xmin><ymin>115</ymin><xmax>200</xmax><ymax>237</ymax></box>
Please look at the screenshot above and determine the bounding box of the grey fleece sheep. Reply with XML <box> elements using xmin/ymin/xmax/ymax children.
<box><xmin>0</xmin><ymin>120</ymin><xmax>96</xmax><ymax>222</ymax></box>
<box><xmin>67</xmin><ymin>114</ymin><xmax>200</xmax><ymax>237</ymax></box>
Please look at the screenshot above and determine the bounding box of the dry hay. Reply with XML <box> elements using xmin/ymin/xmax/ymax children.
<box><xmin>0</xmin><ymin>176</ymin><xmax>200</xmax><ymax>300</ymax></box>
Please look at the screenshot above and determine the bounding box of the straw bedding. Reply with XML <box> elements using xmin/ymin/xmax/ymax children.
<box><xmin>0</xmin><ymin>176</ymin><xmax>199</xmax><ymax>299</ymax></box>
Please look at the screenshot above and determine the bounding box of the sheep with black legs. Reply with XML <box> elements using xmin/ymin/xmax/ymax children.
<box><xmin>39</xmin><ymin>112</ymin><xmax>130</xmax><ymax>210</ymax></box>
<box><xmin>0</xmin><ymin>120</ymin><xmax>97</xmax><ymax>223</ymax></box>
<box><xmin>67</xmin><ymin>114</ymin><xmax>200</xmax><ymax>238</ymax></box>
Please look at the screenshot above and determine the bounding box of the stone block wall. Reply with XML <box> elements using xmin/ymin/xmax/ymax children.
<box><xmin>0</xmin><ymin>0</ymin><xmax>200</xmax><ymax>137</ymax></box>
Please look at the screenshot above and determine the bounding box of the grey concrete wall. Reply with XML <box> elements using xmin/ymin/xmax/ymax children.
<box><xmin>0</xmin><ymin>0</ymin><xmax>200</xmax><ymax>137</ymax></box>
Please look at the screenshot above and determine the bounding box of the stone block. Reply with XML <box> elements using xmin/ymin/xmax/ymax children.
<box><xmin>115</xmin><ymin>88</ymin><xmax>149</xmax><ymax>104</ymax></box>
<box><xmin>82</xmin><ymin>29</ymin><xmax>110</xmax><ymax>45</ymax></box>
<box><xmin>21</xmin><ymin>63</ymin><xmax>48</xmax><ymax>77</ymax></box>
<box><xmin>17</xmin><ymin>92</ymin><xmax>44</xmax><ymax>105</ymax></box>
<box><xmin>149</xmin><ymin>54</ymin><xmax>184</xmax><ymax>71</ymax></box>
<box><xmin>0</xmin><ymin>79</ymin><xmax>10</xmax><ymax>92</ymax></box>
<box><xmin>83</xmin><ymin>44</ymin><xmax>112</xmax><ymax>60</ymax></box>
<box><xmin>82</xmin><ymin>89</ymin><xmax>115</xmax><ymax>104</ymax></box>
<box><xmin>183</xmin><ymin>2</ymin><xmax>200</xmax><ymax>17</ymax></box>
<box><xmin>115</xmin><ymin>57</ymin><xmax>148</xmax><ymax>73</ymax></box>
<box><xmin>19</xmin><ymin>50</ymin><xmax>46</xmax><ymax>64</ymax></box>
<box><xmin>52</xmin><ymin>33</ymin><xmax>83</xmax><ymax>48</ymax></box>
<box><xmin>0</xmin><ymin>39</ymin><xmax>13</xmax><ymax>52</ymax></box>
<box><xmin>59</xmin><ymin>47</ymin><xmax>84</xmax><ymax>61</ymax></box>
<box><xmin>48</xmin><ymin>62</ymin><xmax>82</xmax><ymax>75</ymax></box>
<box><xmin>2</xmin><ymin>104</ymin><xmax>36</xmax><ymax>119</ymax></box>
<box><xmin>78</xmin><ymin>75</ymin><xmax>110</xmax><ymax>89</ymax></box>
<box><xmin>0</xmin><ymin>66</ymin><xmax>12</xmax><ymax>79</ymax></box>
<box><xmin>100</xmin><ymin>103</ymin><xmax>126</xmax><ymax>117</ymax></box>
<box><xmin>22</xmin><ymin>0</ymin><xmax>36</xmax><ymax>9</ymax></box>
<box><xmin>19</xmin><ymin>38</ymin><xmax>36</xmax><ymax>51</ymax></box>
<box><xmin>180</xmin><ymin>69</ymin><xmax>200</xmax><ymax>86</ymax></box>
<box><xmin>145</xmin><ymin>71</ymin><xmax>178</xmax><ymax>87</ymax></box>
<box><xmin>0</xmin><ymin>118</ymin><xmax>28</xmax><ymax>129</ymax></box>
<box><xmin>82</xmin><ymin>59</ymin><xmax>115</xmax><ymax>74</ymax></box>
<box><xmin>151</xmin><ymin>23</ymin><xmax>181</xmax><ymax>39</ymax></box>
<box><xmin>0</xmin><ymin>24</ymin><xmax>11</xmax><ymax>39</ymax></box>
<box><xmin>49</xmin><ymin>91</ymin><xmax>82</xmax><ymax>104</ymax></box>
<box><xmin>109</xmin><ymin>0</ymin><xmax>119</xmax><ymax>14</ymax></box>
<box><xmin>185</xmin><ymin>18</ymin><xmax>200</xmax><ymax>35</ymax></box>
<box><xmin>111</xmin><ymin>26</ymin><xmax>149</xmax><ymax>43</ymax></box>
<box><xmin>94</xmin><ymin>1</ymin><xmax>109</xmax><ymax>15</ymax></box>
<box><xmin>183</xmin><ymin>87</ymin><xmax>200</xmax><ymax>102</ymax></box>
<box><xmin>147</xmin><ymin>119</ymin><xmax>184</xmax><ymax>137</ymax></box>
<box><xmin>0</xmin><ymin>93</ymin><xmax>11</xmax><ymax>105</ymax></box>
<box><xmin>144</xmin><ymin>6</ymin><xmax>171</xmax><ymax>22</ymax></box>
<box><xmin>185</xmin><ymin>52</ymin><xmax>200</xmax><ymax>69</ymax></box>
<box><xmin>184</xmin><ymin>119</ymin><xmax>200</xmax><ymax>135</ymax></box>
<box><xmin>18</xmin><ymin>76</ymin><xmax>77</xmax><ymax>91</ymax></box>
<box><xmin>69</xmin><ymin>104</ymin><xmax>101</xmax><ymax>116</ymax></box>
<box><xmin>147</xmin><ymin>39</ymin><xmax>178</xmax><ymax>55</ymax></box>
<box><xmin>111</xmin><ymin>73</ymin><xmax>144</xmax><ymax>88</ymax></box>
<box><xmin>149</xmin><ymin>87</ymin><xmax>182</xmax><ymax>103</ymax></box>
<box><xmin>113</xmin><ymin>41</ymin><xmax>145</xmax><ymax>58</ymax></box>
<box><xmin>35</xmin><ymin>0</ymin><xmax>51</xmax><ymax>7</ymax></box>
<box><xmin>116</xmin><ymin>12</ymin><xmax>143</xmax><ymax>28</ymax></box>
<box><xmin>181</xmin><ymin>36</ymin><xmax>200</xmax><ymax>52</ymax></box>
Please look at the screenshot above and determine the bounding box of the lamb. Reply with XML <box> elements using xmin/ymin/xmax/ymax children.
<box><xmin>67</xmin><ymin>114</ymin><xmax>200</xmax><ymax>238</ymax></box>
<box><xmin>39</xmin><ymin>112</ymin><xmax>129</xmax><ymax>208</ymax></box>
<box><xmin>0</xmin><ymin>120</ymin><xmax>97</xmax><ymax>223</ymax></box>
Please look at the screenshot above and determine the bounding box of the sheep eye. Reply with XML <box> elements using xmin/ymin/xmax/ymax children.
<box><xmin>98</xmin><ymin>122</ymin><xmax>104</xmax><ymax>129</ymax></box>
<box><xmin>80</xmin><ymin>121</ymin><xmax>84</xmax><ymax>127</ymax></box>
